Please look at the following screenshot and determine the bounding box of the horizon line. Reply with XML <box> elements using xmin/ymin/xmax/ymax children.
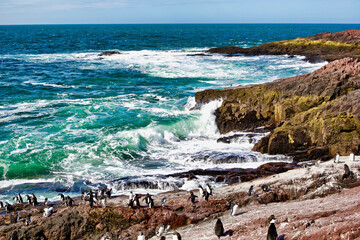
<box><xmin>1</xmin><ymin>22</ymin><xmax>360</xmax><ymax>26</ymax></box>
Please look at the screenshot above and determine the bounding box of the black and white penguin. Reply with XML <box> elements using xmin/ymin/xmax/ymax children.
<box><xmin>101</xmin><ymin>196</ymin><xmax>106</xmax><ymax>208</ymax></box>
<box><xmin>43</xmin><ymin>207</ymin><xmax>53</xmax><ymax>217</ymax></box>
<box><xmin>100</xmin><ymin>188</ymin><xmax>105</xmax><ymax>200</ymax></box>
<box><xmin>203</xmin><ymin>190</ymin><xmax>210</xmax><ymax>202</ymax></box>
<box><xmin>94</xmin><ymin>190</ymin><xmax>99</xmax><ymax>202</ymax></box>
<box><xmin>5</xmin><ymin>202</ymin><xmax>14</xmax><ymax>212</ymax></box>
<box><xmin>172</xmin><ymin>231</ymin><xmax>182</xmax><ymax>240</ymax></box>
<box><xmin>18</xmin><ymin>193</ymin><xmax>23</xmax><ymax>203</ymax></box>
<box><xmin>25</xmin><ymin>194</ymin><xmax>32</xmax><ymax>205</ymax></box>
<box><xmin>198</xmin><ymin>185</ymin><xmax>204</xmax><ymax>199</ymax></box>
<box><xmin>58</xmin><ymin>193</ymin><xmax>65</xmax><ymax>202</ymax></box>
<box><xmin>214</xmin><ymin>218</ymin><xmax>224</xmax><ymax>239</ymax></box>
<box><xmin>156</xmin><ymin>224</ymin><xmax>165</xmax><ymax>238</ymax></box>
<box><xmin>128</xmin><ymin>198</ymin><xmax>134</xmax><ymax>209</ymax></box>
<box><xmin>31</xmin><ymin>193</ymin><xmax>38</xmax><ymax>205</ymax></box>
<box><xmin>89</xmin><ymin>190</ymin><xmax>95</xmax><ymax>208</ymax></box>
<box><xmin>65</xmin><ymin>196</ymin><xmax>74</xmax><ymax>207</ymax></box>
<box><xmin>143</xmin><ymin>193</ymin><xmax>152</xmax><ymax>205</ymax></box>
<box><xmin>0</xmin><ymin>201</ymin><xmax>3</xmax><ymax>208</ymax></box>
<box><xmin>13</xmin><ymin>196</ymin><xmax>20</xmax><ymax>203</ymax></box>
<box><xmin>267</xmin><ymin>219</ymin><xmax>278</xmax><ymax>240</ymax></box>
<box><xmin>134</xmin><ymin>194</ymin><xmax>141</xmax><ymax>208</ymax></box>
<box><xmin>161</xmin><ymin>197</ymin><xmax>167</xmax><ymax>207</ymax></box>
<box><xmin>262</xmin><ymin>184</ymin><xmax>269</xmax><ymax>192</ymax></box>
<box><xmin>105</xmin><ymin>188</ymin><xmax>112</xmax><ymax>199</ymax></box>
<box><xmin>231</xmin><ymin>203</ymin><xmax>239</xmax><ymax>216</ymax></box>
<box><xmin>206</xmin><ymin>184</ymin><xmax>213</xmax><ymax>196</ymax></box>
<box><xmin>25</xmin><ymin>214</ymin><xmax>32</xmax><ymax>226</ymax></box>
<box><xmin>248</xmin><ymin>185</ymin><xmax>254</xmax><ymax>196</ymax></box>
<box><xmin>189</xmin><ymin>191</ymin><xmax>197</xmax><ymax>204</ymax></box>
<box><xmin>129</xmin><ymin>191</ymin><xmax>134</xmax><ymax>201</ymax></box>
<box><xmin>149</xmin><ymin>198</ymin><xmax>154</xmax><ymax>208</ymax></box>
<box><xmin>137</xmin><ymin>232</ymin><xmax>145</xmax><ymax>240</ymax></box>
<box><xmin>343</xmin><ymin>164</ymin><xmax>353</xmax><ymax>180</ymax></box>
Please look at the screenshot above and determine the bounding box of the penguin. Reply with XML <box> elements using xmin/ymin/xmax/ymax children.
<box><xmin>0</xmin><ymin>201</ymin><xmax>3</xmax><ymax>208</ymax></box>
<box><xmin>248</xmin><ymin>185</ymin><xmax>254</xmax><ymax>196</ymax></box>
<box><xmin>25</xmin><ymin>214</ymin><xmax>32</xmax><ymax>226</ymax></box>
<box><xmin>267</xmin><ymin>219</ymin><xmax>278</xmax><ymax>240</ymax></box>
<box><xmin>231</xmin><ymin>203</ymin><xmax>239</xmax><ymax>216</ymax></box>
<box><xmin>101</xmin><ymin>197</ymin><xmax>106</xmax><ymax>208</ymax></box>
<box><xmin>343</xmin><ymin>164</ymin><xmax>352</xmax><ymax>180</ymax></box>
<box><xmin>43</xmin><ymin>207</ymin><xmax>53</xmax><ymax>217</ymax></box>
<box><xmin>137</xmin><ymin>232</ymin><xmax>146</xmax><ymax>240</ymax></box>
<box><xmin>149</xmin><ymin>198</ymin><xmax>154</xmax><ymax>208</ymax></box>
<box><xmin>13</xmin><ymin>196</ymin><xmax>20</xmax><ymax>203</ymax></box>
<box><xmin>5</xmin><ymin>203</ymin><xmax>13</xmax><ymax>214</ymax></box>
<box><xmin>198</xmin><ymin>185</ymin><xmax>204</xmax><ymax>199</ymax></box>
<box><xmin>350</xmin><ymin>152</ymin><xmax>355</xmax><ymax>161</ymax></box>
<box><xmin>206</xmin><ymin>184</ymin><xmax>213</xmax><ymax>196</ymax></box>
<box><xmin>81</xmin><ymin>192</ymin><xmax>87</xmax><ymax>204</ymax></box>
<box><xmin>89</xmin><ymin>190</ymin><xmax>95</xmax><ymax>208</ymax></box>
<box><xmin>58</xmin><ymin>193</ymin><xmax>65</xmax><ymax>202</ymax></box>
<box><xmin>203</xmin><ymin>190</ymin><xmax>210</xmax><ymax>202</ymax></box>
<box><xmin>65</xmin><ymin>196</ymin><xmax>74</xmax><ymax>207</ymax></box>
<box><xmin>265</xmin><ymin>215</ymin><xmax>276</xmax><ymax>227</ymax></box>
<box><xmin>18</xmin><ymin>193</ymin><xmax>23</xmax><ymax>203</ymax></box>
<box><xmin>31</xmin><ymin>193</ymin><xmax>38</xmax><ymax>205</ymax></box>
<box><xmin>100</xmin><ymin>188</ymin><xmax>105</xmax><ymax>200</ymax></box>
<box><xmin>105</xmin><ymin>188</ymin><xmax>112</xmax><ymax>199</ymax></box>
<box><xmin>172</xmin><ymin>231</ymin><xmax>182</xmax><ymax>240</ymax></box>
<box><xmin>214</xmin><ymin>218</ymin><xmax>224</xmax><ymax>239</ymax></box>
<box><xmin>129</xmin><ymin>191</ymin><xmax>134</xmax><ymax>201</ymax></box>
<box><xmin>335</xmin><ymin>153</ymin><xmax>340</xmax><ymax>163</ymax></box>
<box><xmin>94</xmin><ymin>190</ymin><xmax>99</xmax><ymax>202</ymax></box>
<box><xmin>134</xmin><ymin>194</ymin><xmax>141</xmax><ymax>208</ymax></box>
<box><xmin>188</xmin><ymin>191</ymin><xmax>197</xmax><ymax>204</ymax></box>
<box><xmin>262</xmin><ymin>184</ymin><xmax>269</xmax><ymax>192</ymax></box>
<box><xmin>25</xmin><ymin>194</ymin><xmax>32</xmax><ymax>205</ymax></box>
<box><xmin>156</xmin><ymin>224</ymin><xmax>165</xmax><ymax>238</ymax></box>
<box><xmin>44</xmin><ymin>197</ymin><xmax>55</xmax><ymax>206</ymax></box>
<box><xmin>128</xmin><ymin>198</ymin><xmax>134</xmax><ymax>209</ymax></box>
<box><xmin>161</xmin><ymin>197</ymin><xmax>167</xmax><ymax>207</ymax></box>
<box><xmin>143</xmin><ymin>193</ymin><xmax>152</xmax><ymax>205</ymax></box>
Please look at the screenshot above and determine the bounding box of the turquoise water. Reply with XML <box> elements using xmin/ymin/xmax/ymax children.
<box><xmin>0</xmin><ymin>24</ymin><xmax>359</xmax><ymax>201</ymax></box>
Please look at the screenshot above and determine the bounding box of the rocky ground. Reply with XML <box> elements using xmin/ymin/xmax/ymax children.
<box><xmin>205</xmin><ymin>30</ymin><xmax>360</xmax><ymax>62</ymax></box>
<box><xmin>1</xmin><ymin>157</ymin><xmax>360</xmax><ymax>239</ymax></box>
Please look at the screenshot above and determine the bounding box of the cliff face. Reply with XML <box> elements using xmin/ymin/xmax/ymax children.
<box><xmin>206</xmin><ymin>30</ymin><xmax>360</xmax><ymax>63</ymax></box>
<box><xmin>195</xmin><ymin>58</ymin><xmax>360</xmax><ymax>161</ymax></box>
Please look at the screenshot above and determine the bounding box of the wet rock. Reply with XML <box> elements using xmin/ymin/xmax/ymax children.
<box><xmin>98</xmin><ymin>51</ymin><xmax>121</xmax><ymax>56</ymax></box>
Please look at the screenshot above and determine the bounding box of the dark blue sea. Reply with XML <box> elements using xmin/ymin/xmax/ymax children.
<box><xmin>1</xmin><ymin>24</ymin><xmax>359</xmax><ymax>201</ymax></box>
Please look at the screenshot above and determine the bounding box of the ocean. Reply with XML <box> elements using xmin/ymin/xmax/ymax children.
<box><xmin>1</xmin><ymin>24</ymin><xmax>359</xmax><ymax>202</ymax></box>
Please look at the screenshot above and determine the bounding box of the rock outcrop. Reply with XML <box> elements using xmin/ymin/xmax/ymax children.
<box><xmin>195</xmin><ymin>58</ymin><xmax>360</xmax><ymax>161</ymax></box>
<box><xmin>206</xmin><ymin>30</ymin><xmax>360</xmax><ymax>62</ymax></box>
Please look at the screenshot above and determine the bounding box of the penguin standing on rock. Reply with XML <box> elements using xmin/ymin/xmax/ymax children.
<box><xmin>161</xmin><ymin>197</ymin><xmax>167</xmax><ymax>207</ymax></box>
<box><xmin>58</xmin><ymin>193</ymin><xmax>65</xmax><ymax>202</ymax></box>
<box><xmin>0</xmin><ymin>201</ymin><xmax>3</xmax><ymax>208</ymax></box>
<box><xmin>203</xmin><ymin>190</ymin><xmax>210</xmax><ymax>202</ymax></box>
<box><xmin>214</xmin><ymin>218</ymin><xmax>224</xmax><ymax>239</ymax></box>
<box><xmin>156</xmin><ymin>224</ymin><xmax>165</xmax><ymax>238</ymax></box>
<box><xmin>25</xmin><ymin>195</ymin><xmax>32</xmax><ymax>205</ymax></box>
<box><xmin>231</xmin><ymin>203</ymin><xmax>239</xmax><ymax>216</ymax></box>
<box><xmin>188</xmin><ymin>191</ymin><xmax>197</xmax><ymax>204</ymax></box>
<box><xmin>18</xmin><ymin>193</ymin><xmax>23</xmax><ymax>203</ymax></box>
<box><xmin>134</xmin><ymin>194</ymin><xmax>141</xmax><ymax>208</ymax></box>
<box><xmin>137</xmin><ymin>232</ymin><xmax>145</xmax><ymax>240</ymax></box>
<box><xmin>172</xmin><ymin>231</ymin><xmax>182</xmax><ymax>240</ymax></box>
<box><xmin>31</xmin><ymin>193</ymin><xmax>38</xmax><ymax>205</ymax></box>
<box><xmin>206</xmin><ymin>184</ymin><xmax>213</xmax><ymax>196</ymax></box>
<box><xmin>105</xmin><ymin>188</ymin><xmax>112</xmax><ymax>199</ymax></box>
<box><xmin>248</xmin><ymin>185</ymin><xmax>254</xmax><ymax>196</ymax></box>
<box><xmin>198</xmin><ymin>185</ymin><xmax>204</xmax><ymax>199</ymax></box>
<box><xmin>267</xmin><ymin>219</ymin><xmax>278</xmax><ymax>240</ymax></box>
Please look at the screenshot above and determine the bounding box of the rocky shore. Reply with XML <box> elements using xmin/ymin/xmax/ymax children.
<box><xmin>206</xmin><ymin>30</ymin><xmax>360</xmax><ymax>63</ymax></box>
<box><xmin>1</xmin><ymin>157</ymin><xmax>359</xmax><ymax>239</ymax></box>
<box><xmin>2</xmin><ymin>30</ymin><xmax>360</xmax><ymax>239</ymax></box>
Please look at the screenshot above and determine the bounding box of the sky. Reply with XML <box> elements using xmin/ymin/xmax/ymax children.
<box><xmin>0</xmin><ymin>0</ymin><xmax>359</xmax><ymax>25</ymax></box>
